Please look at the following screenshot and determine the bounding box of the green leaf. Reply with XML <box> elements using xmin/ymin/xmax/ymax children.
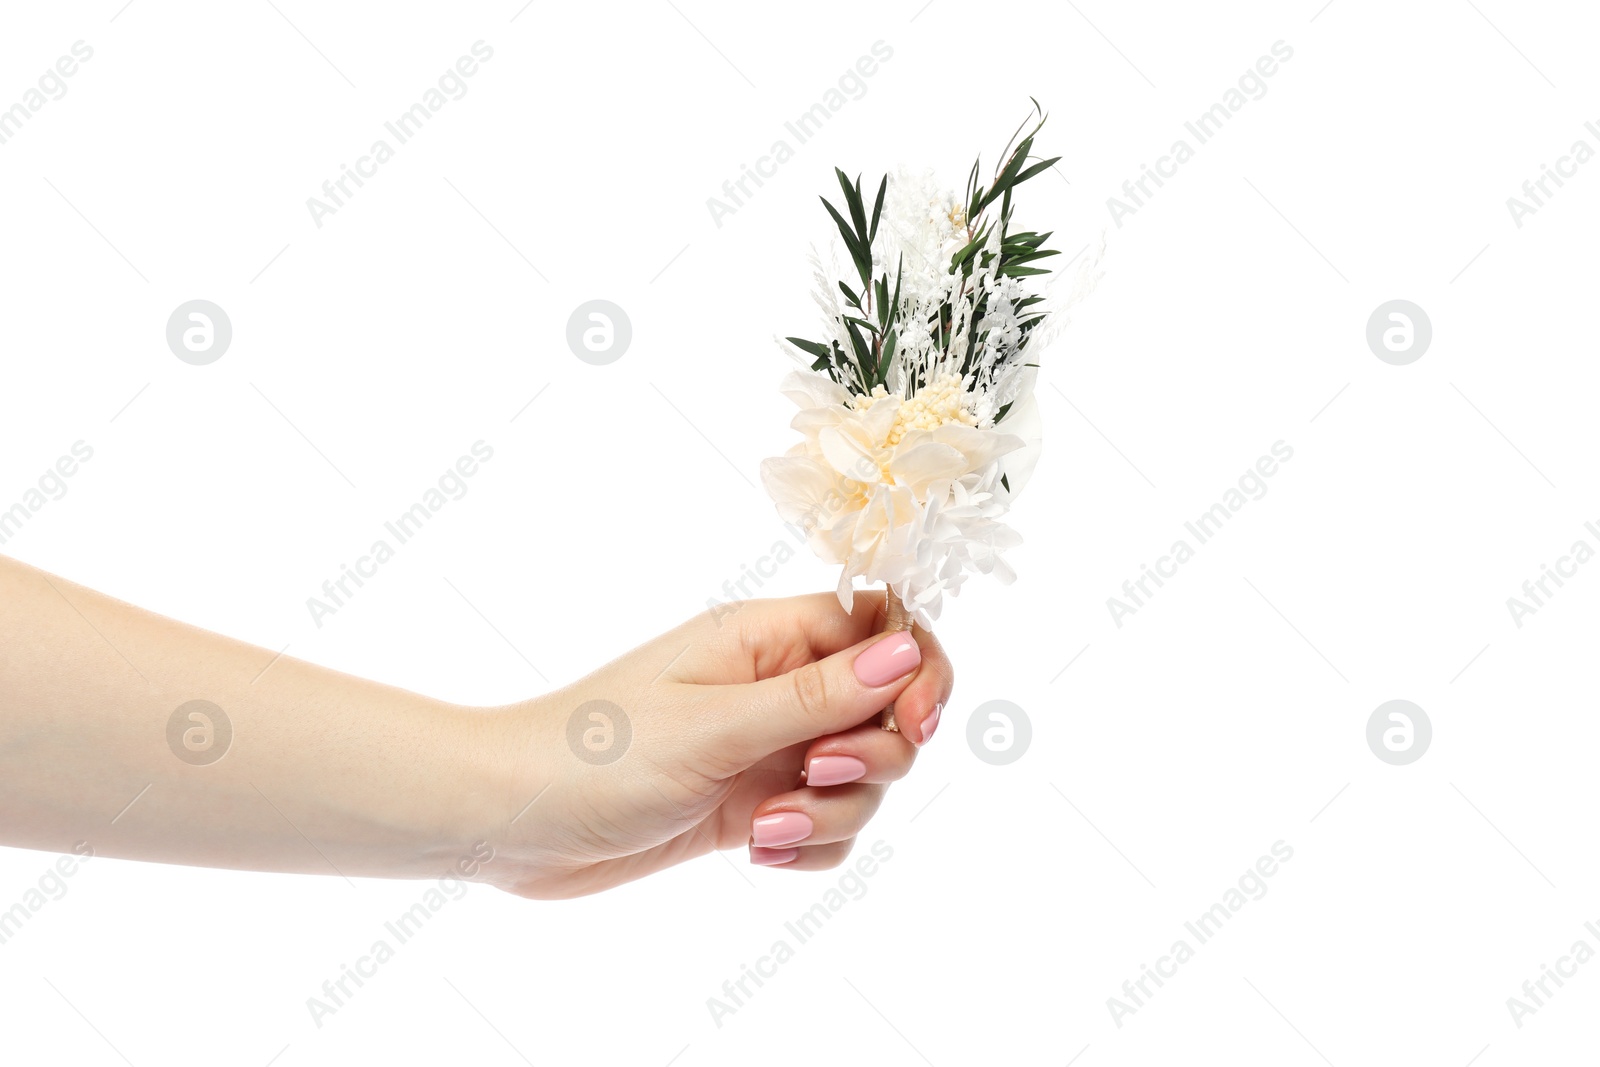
<box><xmin>836</xmin><ymin>168</ymin><xmax>869</xmax><ymax>247</ymax></box>
<box><xmin>838</xmin><ymin>280</ymin><xmax>862</xmax><ymax>309</ymax></box>
<box><xmin>1014</xmin><ymin>155</ymin><xmax>1062</xmax><ymax>185</ymax></box>
<box><xmin>869</xmin><ymin>175</ymin><xmax>887</xmax><ymax>244</ymax></box>
<box><xmin>785</xmin><ymin>336</ymin><xmax>832</xmax><ymax>360</ymax></box>
<box><xmin>949</xmin><ymin>223</ymin><xmax>991</xmax><ymax>274</ymax></box>
<box><xmin>999</xmin><ymin>263</ymin><xmax>1052</xmax><ymax>277</ymax></box>
<box><xmin>1003</xmin><ymin>230</ymin><xmax>1052</xmax><ymax>250</ymax></box>
<box><xmin>979</xmin><ymin>137</ymin><xmax>1033</xmax><ymax>212</ymax></box>
<box><xmin>844</xmin><ymin>317</ymin><xmax>872</xmax><ymax>380</ymax></box>
<box><xmin>996</xmin><ymin>101</ymin><xmax>1043</xmax><ymax>172</ymax></box>
<box><xmin>831</xmin><ymin>340</ymin><xmax>862</xmax><ymax>390</ymax></box>
<box><xmin>820</xmin><ymin>196</ymin><xmax>870</xmax><ymax>279</ymax></box>
<box><xmin>875</xmin><ymin>327</ymin><xmax>898</xmax><ymax>384</ymax></box>
<box><xmin>1004</xmin><ymin>248</ymin><xmax>1060</xmax><ymax>266</ymax></box>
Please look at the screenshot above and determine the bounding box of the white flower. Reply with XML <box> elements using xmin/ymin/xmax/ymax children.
<box><xmin>760</xmin><ymin>369</ymin><xmax>1026</xmax><ymax>627</ymax></box>
<box><xmin>766</xmin><ymin>136</ymin><xmax>1100</xmax><ymax>627</ymax></box>
<box><xmin>872</xmin><ymin>168</ymin><xmax>968</xmax><ymax>313</ymax></box>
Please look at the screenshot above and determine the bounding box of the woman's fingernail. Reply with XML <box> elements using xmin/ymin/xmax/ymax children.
<box><xmin>750</xmin><ymin>846</ymin><xmax>800</xmax><ymax>866</ymax></box>
<box><xmin>806</xmin><ymin>755</ymin><xmax>867</xmax><ymax>787</ymax></box>
<box><xmin>916</xmin><ymin>703</ymin><xmax>942</xmax><ymax>746</ymax></box>
<box><xmin>854</xmin><ymin>632</ymin><xmax>921</xmax><ymax>687</ymax></box>
<box><xmin>752</xmin><ymin>811</ymin><xmax>813</xmax><ymax>847</ymax></box>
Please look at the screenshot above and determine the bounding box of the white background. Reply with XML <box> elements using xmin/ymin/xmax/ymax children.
<box><xmin>2</xmin><ymin>0</ymin><xmax>1598</xmax><ymax>1063</ymax></box>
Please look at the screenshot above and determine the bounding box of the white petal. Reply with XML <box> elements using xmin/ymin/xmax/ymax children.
<box><xmin>889</xmin><ymin>441</ymin><xmax>968</xmax><ymax>491</ymax></box>
<box><xmin>861</xmin><ymin>394</ymin><xmax>901</xmax><ymax>441</ymax></box>
<box><xmin>993</xmin><ymin>393</ymin><xmax>1044</xmax><ymax>500</ymax></box>
<box><xmin>760</xmin><ymin>455</ymin><xmax>830</xmax><ymax>498</ymax></box>
<box><xmin>818</xmin><ymin>424</ymin><xmax>881</xmax><ymax>481</ymax></box>
<box><xmin>931</xmin><ymin>424</ymin><xmax>1026</xmax><ymax>469</ymax></box>
<box><xmin>836</xmin><ymin>567</ymin><xmax>855</xmax><ymax>613</ymax></box>
<box><xmin>779</xmin><ymin>369</ymin><xmax>849</xmax><ymax>410</ymax></box>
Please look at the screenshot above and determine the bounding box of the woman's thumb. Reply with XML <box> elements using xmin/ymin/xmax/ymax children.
<box><xmin>694</xmin><ymin>631</ymin><xmax>922</xmax><ymax>767</ymax></box>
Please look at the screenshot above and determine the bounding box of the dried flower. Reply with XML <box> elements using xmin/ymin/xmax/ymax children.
<box><xmin>763</xmin><ymin>101</ymin><xmax>1074</xmax><ymax>626</ymax></box>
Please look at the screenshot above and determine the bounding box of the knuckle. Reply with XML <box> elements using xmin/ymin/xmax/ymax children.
<box><xmin>931</xmin><ymin>650</ymin><xmax>956</xmax><ymax>701</ymax></box>
<box><xmin>788</xmin><ymin>661</ymin><xmax>833</xmax><ymax>728</ymax></box>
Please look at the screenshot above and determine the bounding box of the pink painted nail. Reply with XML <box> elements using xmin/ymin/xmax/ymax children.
<box><xmin>752</xmin><ymin>811</ymin><xmax>813</xmax><ymax>847</ymax></box>
<box><xmin>854</xmin><ymin>632</ymin><xmax>921</xmax><ymax>687</ymax></box>
<box><xmin>916</xmin><ymin>703</ymin><xmax>942</xmax><ymax>746</ymax></box>
<box><xmin>750</xmin><ymin>846</ymin><xmax>800</xmax><ymax>866</ymax></box>
<box><xmin>806</xmin><ymin>755</ymin><xmax>867</xmax><ymax>787</ymax></box>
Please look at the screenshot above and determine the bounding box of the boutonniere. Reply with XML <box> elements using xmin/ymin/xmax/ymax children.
<box><xmin>762</xmin><ymin>101</ymin><xmax>1097</xmax><ymax>730</ymax></box>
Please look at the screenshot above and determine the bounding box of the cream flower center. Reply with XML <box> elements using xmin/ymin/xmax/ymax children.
<box><xmin>851</xmin><ymin>372</ymin><xmax>979</xmax><ymax>448</ymax></box>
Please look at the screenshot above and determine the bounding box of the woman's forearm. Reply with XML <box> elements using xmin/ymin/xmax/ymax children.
<box><xmin>0</xmin><ymin>554</ymin><xmax>512</xmax><ymax>879</ymax></box>
<box><xmin>1</xmin><ymin>554</ymin><xmax>948</xmax><ymax>898</ymax></box>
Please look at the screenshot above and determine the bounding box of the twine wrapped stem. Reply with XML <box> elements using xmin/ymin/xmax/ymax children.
<box><xmin>878</xmin><ymin>587</ymin><xmax>914</xmax><ymax>731</ymax></box>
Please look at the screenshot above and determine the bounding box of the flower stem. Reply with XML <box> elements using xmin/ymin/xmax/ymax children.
<box><xmin>879</xmin><ymin>587</ymin><xmax>913</xmax><ymax>731</ymax></box>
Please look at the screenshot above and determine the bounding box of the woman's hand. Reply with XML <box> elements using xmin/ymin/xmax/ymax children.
<box><xmin>478</xmin><ymin>592</ymin><xmax>952</xmax><ymax>899</ymax></box>
<box><xmin>0</xmin><ymin>555</ymin><xmax>948</xmax><ymax>898</ymax></box>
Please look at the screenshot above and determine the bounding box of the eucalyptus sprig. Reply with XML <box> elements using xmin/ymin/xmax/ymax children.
<box><xmin>788</xmin><ymin>99</ymin><xmax>1062</xmax><ymax>404</ymax></box>
<box><xmin>786</xmin><ymin>168</ymin><xmax>904</xmax><ymax>395</ymax></box>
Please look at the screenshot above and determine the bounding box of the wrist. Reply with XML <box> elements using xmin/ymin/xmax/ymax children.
<box><xmin>346</xmin><ymin>698</ymin><xmax>536</xmax><ymax>881</ymax></box>
<box><xmin>452</xmin><ymin>697</ymin><xmax>563</xmax><ymax>871</ymax></box>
